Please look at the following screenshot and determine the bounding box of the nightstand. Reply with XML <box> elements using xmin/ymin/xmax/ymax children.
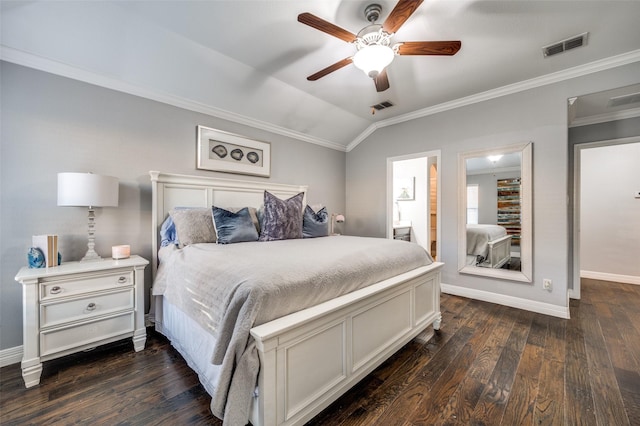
<box><xmin>393</xmin><ymin>226</ymin><xmax>411</xmax><ymax>242</ymax></box>
<box><xmin>14</xmin><ymin>255</ymin><xmax>149</xmax><ymax>387</ymax></box>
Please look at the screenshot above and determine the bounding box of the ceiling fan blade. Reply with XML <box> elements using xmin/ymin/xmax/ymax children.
<box><xmin>307</xmin><ymin>57</ymin><xmax>353</xmax><ymax>81</ymax></box>
<box><xmin>397</xmin><ymin>41</ymin><xmax>461</xmax><ymax>56</ymax></box>
<box><xmin>374</xmin><ymin>69</ymin><xmax>390</xmax><ymax>92</ymax></box>
<box><xmin>382</xmin><ymin>0</ymin><xmax>424</xmax><ymax>34</ymax></box>
<box><xmin>298</xmin><ymin>13</ymin><xmax>357</xmax><ymax>43</ymax></box>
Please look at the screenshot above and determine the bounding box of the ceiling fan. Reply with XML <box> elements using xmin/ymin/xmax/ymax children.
<box><xmin>298</xmin><ymin>0</ymin><xmax>461</xmax><ymax>92</ymax></box>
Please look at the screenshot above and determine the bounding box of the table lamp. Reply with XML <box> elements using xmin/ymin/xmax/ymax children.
<box><xmin>57</xmin><ymin>172</ymin><xmax>119</xmax><ymax>261</ymax></box>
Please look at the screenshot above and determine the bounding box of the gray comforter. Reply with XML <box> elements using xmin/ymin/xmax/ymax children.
<box><xmin>153</xmin><ymin>236</ymin><xmax>432</xmax><ymax>425</ymax></box>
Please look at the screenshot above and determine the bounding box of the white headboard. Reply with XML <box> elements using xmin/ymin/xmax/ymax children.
<box><xmin>149</xmin><ymin>171</ymin><xmax>308</xmax><ymax>278</ymax></box>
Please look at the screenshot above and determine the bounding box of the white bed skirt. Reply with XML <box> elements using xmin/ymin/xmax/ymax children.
<box><xmin>158</xmin><ymin>299</ymin><xmax>259</xmax><ymax>409</ymax></box>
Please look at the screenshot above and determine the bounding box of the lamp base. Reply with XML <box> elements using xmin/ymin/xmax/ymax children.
<box><xmin>80</xmin><ymin>249</ymin><xmax>103</xmax><ymax>262</ymax></box>
<box><xmin>80</xmin><ymin>207</ymin><xmax>104</xmax><ymax>262</ymax></box>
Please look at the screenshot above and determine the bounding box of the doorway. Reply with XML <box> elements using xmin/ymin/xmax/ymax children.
<box><xmin>572</xmin><ymin>137</ymin><xmax>640</xmax><ymax>299</ymax></box>
<box><xmin>386</xmin><ymin>151</ymin><xmax>441</xmax><ymax>259</ymax></box>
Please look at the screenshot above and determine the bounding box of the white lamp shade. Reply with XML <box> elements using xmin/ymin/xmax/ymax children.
<box><xmin>335</xmin><ymin>214</ymin><xmax>345</xmax><ymax>223</ymax></box>
<box><xmin>352</xmin><ymin>45</ymin><xmax>394</xmax><ymax>78</ymax></box>
<box><xmin>57</xmin><ymin>173</ymin><xmax>119</xmax><ymax>207</ymax></box>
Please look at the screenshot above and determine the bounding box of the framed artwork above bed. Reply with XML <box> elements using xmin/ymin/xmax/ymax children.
<box><xmin>197</xmin><ymin>125</ymin><xmax>271</xmax><ymax>177</ymax></box>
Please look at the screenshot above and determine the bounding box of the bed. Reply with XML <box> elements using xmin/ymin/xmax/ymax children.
<box><xmin>149</xmin><ymin>171</ymin><xmax>443</xmax><ymax>426</ymax></box>
<box><xmin>466</xmin><ymin>224</ymin><xmax>511</xmax><ymax>268</ymax></box>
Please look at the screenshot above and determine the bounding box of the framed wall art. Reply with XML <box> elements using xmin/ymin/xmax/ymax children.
<box><xmin>395</xmin><ymin>177</ymin><xmax>415</xmax><ymax>201</ymax></box>
<box><xmin>197</xmin><ymin>125</ymin><xmax>271</xmax><ymax>177</ymax></box>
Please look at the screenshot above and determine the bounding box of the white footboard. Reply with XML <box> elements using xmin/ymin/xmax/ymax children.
<box><xmin>486</xmin><ymin>235</ymin><xmax>511</xmax><ymax>268</ymax></box>
<box><xmin>249</xmin><ymin>262</ymin><xmax>443</xmax><ymax>426</ymax></box>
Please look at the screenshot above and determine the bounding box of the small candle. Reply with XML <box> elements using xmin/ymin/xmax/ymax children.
<box><xmin>112</xmin><ymin>245</ymin><xmax>130</xmax><ymax>259</ymax></box>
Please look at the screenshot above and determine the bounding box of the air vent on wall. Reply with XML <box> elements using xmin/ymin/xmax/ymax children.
<box><xmin>608</xmin><ymin>92</ymin><xmax>640</xmax><ymax>108</ymax></box>
<box><xmin>542</xmin><ymin>32</ymin><xmax>589</xmax><ymax>58</ymax></box>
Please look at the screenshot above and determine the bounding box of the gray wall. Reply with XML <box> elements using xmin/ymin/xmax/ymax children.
<box><xmin>346</xmin><ymin>61</ymin><xmax>640</xmax><ymax>309</ymax></box>
<box><xmin>580</xmin><ymin>142</ymin><xmax>640</xmax><ymax>277</ymax></box>
<box><xmin>0</xmin><ymin>62</ymin><xmax>346</xmax><ymax>350</ymax></box>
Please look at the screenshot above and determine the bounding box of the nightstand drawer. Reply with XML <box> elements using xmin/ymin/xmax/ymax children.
<box><xmin>41</xmin><ymin>270</ymin><xmax>134</xmax><ymax>301</ymax></box>
<box><xmin>40</xmin><ymin>288</ymin><xmax>134</xmax><ymax>328</ymax></box>
<box><xmin>40</xmin><ymin>312</ymin><xmax>134</xmax><ymax>357</ymax></box>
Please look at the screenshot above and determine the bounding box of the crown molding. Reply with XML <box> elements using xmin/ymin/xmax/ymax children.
<box><xmin>0</xmin><ymin>46</ymin><xmax>347</xmax><ymax>152</ymax></box>
<box><xmin>346</xmin><ymin>49</ymin><xmax>640</xmax><ymax>152</ymax></box>
<box><xmin>569</xmin><ymin>107</ymin><xmax>640</xmax><ymax>128</ymax></box>
<box><xmin>3</xmin><ymin>45</ymin><xmax>639</xmax><ymax>154</ymax></box>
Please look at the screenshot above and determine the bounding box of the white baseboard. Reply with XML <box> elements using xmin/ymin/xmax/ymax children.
<box><xmin>440</xmin><ymin>283</ymin><xmax>570</xmax><ymax>319</ymax></box>
<box><xmin>1</xmin><ymin>314</ymin><xmax>153</xmax><ymax>368</ymax></box>
<box><xmin>0</xmin><ymin>345</ymin><xmax>23</xmax><ymax>368</ymax></box>
<box><xmin>580</xmin><ymin>270</ymin><xmax>640</xmax><ymax>285</ymax></box>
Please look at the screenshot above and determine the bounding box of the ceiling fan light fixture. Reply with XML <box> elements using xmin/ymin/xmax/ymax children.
<box><xmin>353</xmin><ymin>44</ymin><xmax>394</xmax><ymax>78</ymax></box>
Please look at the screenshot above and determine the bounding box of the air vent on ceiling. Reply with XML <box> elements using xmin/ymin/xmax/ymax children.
<box><xmin>371</xmin><ymin>100</ymin><xmax>394</xmax><ymax>111</ymax></box>
<box><xmin>542</xmin><ymin>32</ymin><xmax>589</xmax><ymax>58</ymax></box>
<box><xmin>608</xmin><ymin>92</ymin><xmax>640</xmax><ymax>108</ymax></box>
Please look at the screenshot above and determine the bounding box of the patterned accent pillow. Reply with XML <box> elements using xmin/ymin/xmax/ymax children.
<box><xmin>258</xmin><ymin>191</ymin><xmax>305</xmax><ymax>241</ymax></box>
<box><xmin>303</xmin><ymin>205</ymin><xmax>329</xmax><ymax>238</ymax></box>
<box><xmin>169</xmin><ymin>208</ymin><xmax>216</xmax><ymax>248</ymax></box>
<box><xmin>212</xmin><ymin>206</ymin><xmax>259</xmax><ymax>244</ymax></box>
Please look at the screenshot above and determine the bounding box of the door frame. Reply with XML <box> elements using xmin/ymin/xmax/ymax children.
<box><xmin>386</xmin><ymin>150</ymin><xmax>441</xmax><ymax>257</ymax></box>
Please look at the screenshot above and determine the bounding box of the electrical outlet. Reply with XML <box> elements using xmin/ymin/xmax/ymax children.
<box><xmin>635</xmin><ymin>191</ymin><xmax>640</xmax><ymax>199</ymax></box>
<box><xmin>543</xmin><ymin>279</ymin><xmax>552</xmax><ymax>291</ymax></box>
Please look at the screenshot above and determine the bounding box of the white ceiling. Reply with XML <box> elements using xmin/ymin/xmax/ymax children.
<box><xmin>2</xmin><ymin>0</ymin><xmax>640</xmax><ymax>150</ymax></box>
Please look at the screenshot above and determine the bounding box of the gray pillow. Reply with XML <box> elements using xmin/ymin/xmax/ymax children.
<box><xmin>259</xmin><ymin>191</ymin><xmax>304</xmax><ymax>241</ymax></box>
<box><xmin>303</xmin><ymin>205</ymin><xmax>329</xmax><ymax>238</ymax></box>
<box><xmin>212</xmin><ymin>206</ymin><xmax>259</xmax><ymax>244</ymax></box>
<box><xmin>169</xmin><ymin>208</ymin><xmax>216</xmax><ymax>247</ymax></box>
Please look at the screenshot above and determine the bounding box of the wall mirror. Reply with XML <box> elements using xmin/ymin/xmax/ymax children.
<box><xmin>458</xmin><ymin>142</ymin><xmax>532</xmax><ymax>282</ymax></box>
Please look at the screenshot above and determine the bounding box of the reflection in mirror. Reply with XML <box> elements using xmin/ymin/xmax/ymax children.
<box><xmin>458</xmin><ymin>143</ymin><xmax>532</xmax><ymax>282</ymax></box>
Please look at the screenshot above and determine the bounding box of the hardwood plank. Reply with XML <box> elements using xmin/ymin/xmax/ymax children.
<box><xmin>533</xmin><ymin>316</ymin><xmax>566</xmax><ymax>425</ymax></box>
<box><xmin>436</xmin><ymin>304</ymin><xmax>514</xmax><ymax>425</ymax></box>
<box><xmin>469</xmin><ymin>309</ymin><xmax>534</xmax><ymax>425</ymax></box>
<box><xmin>411</xmin><ymin>301</ymin><xmax>504</xmax><ymax>424</ymax></box>
<box><xmin>580</xmin><ymin>300</ymin><xmax>631</xmax><ymax>425</ymax></box>
<box><xmin>372</xmin><ymin>324</ymin><xmax>477</xmax><ymax>426</ymax></box>
<box><xmin>501</xmin><ymin>313</ymin><xmax>548</xmax><ymax>425</ymax></box>
<box><xmin>564</xmin><ymin>298</ymin><xmax>597</xmax><ymax>426</ymax></box>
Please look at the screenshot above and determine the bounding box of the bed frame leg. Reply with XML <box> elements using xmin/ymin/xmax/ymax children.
<box><xmin>432</xmin><ymin>313</ymin><xmax>442</xmax><ymax>331</ymax></box>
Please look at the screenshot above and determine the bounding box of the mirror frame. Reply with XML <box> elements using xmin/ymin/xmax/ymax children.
<box><xmin>458</xmin><ymin>142</ymin><xmax>533</xmax><ymax>282</ymax></box>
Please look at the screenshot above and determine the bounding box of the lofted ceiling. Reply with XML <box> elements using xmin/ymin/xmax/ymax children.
<box><xmin>2</xmin><ymin>0</ymin><xmax>640</xmax><ymax>151</ymax></box>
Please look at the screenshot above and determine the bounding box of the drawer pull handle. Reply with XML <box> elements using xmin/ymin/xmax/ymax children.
<box><xmin>118</xmin><ymin>276</ymin><xmax>127</xmax><ymax>284</ymax></box>
<box><xmin>87</xmin><ymin>303</ymin><xmax>97</xmax><ymax>311</ymax></box>
<box><xmin>50</xmin><ymin>286</ymin><xmax>62</xmax><ymax>294</ymax></box>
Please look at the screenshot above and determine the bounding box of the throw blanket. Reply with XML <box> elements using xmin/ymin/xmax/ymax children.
<box><xmin>153</xmin><ymin>236</ymin><xmax>431</xmax><ymax>425</ymax></box>
<box><xmin>466</xmin><ymin>224</ymin><xmax>507</xmax><ymax>256</ymax></box>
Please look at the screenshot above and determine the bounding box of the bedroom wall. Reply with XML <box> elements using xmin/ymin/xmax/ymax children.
<box><xmin>0</xmin><ymin>62</ymin><xmax>346</xmax><ymax>351</ymax></box>
<box><xmin>345</xmin><ymin>61</ymin><xmax>640</xmax><ymax>314</ymax></box>
<box><xmin>579</xmin><ymin>142</ymin><xmax>640</xmax><ymax>279</ymax></box>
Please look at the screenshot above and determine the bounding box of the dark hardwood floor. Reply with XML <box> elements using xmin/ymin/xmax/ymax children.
<box><xmin>2</xmin><ymin>278</ymin><xmax>639</xmax><ymax>425</ymax></box>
